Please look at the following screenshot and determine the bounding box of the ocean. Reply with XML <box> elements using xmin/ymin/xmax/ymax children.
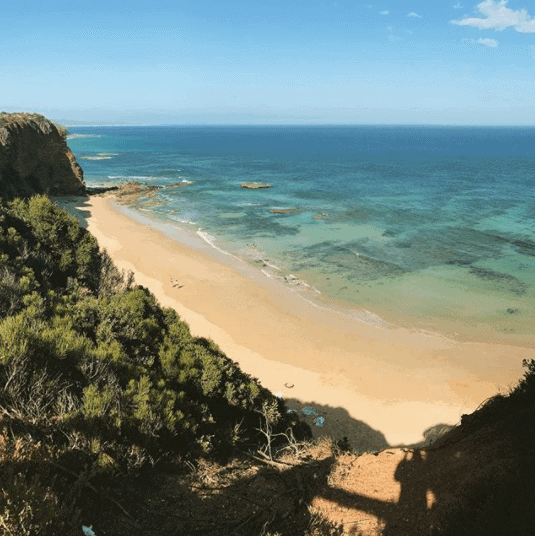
<box><xmin>67</xmin><ymin>125</ymin><xmax>535</xmax><ymax>346</ymax></box>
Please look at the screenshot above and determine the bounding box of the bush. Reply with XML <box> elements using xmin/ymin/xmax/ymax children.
<box><xmin>0</xmin><ymin>194</ymin><xmax>295</xmax><ymax>472</ymax></box>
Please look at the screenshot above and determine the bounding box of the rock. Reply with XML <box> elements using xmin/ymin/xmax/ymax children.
<box><xmin>86</xmin><ymin>186</ymin><xmax>119</xmax><ymax>195</ymax></box>
<box><xmin>284</xmin><ymin>275</ymin><xmax>299</xmax><ymax>284</ymax></box>
<box><xmin>240</xmin><ymin>182</ymin><xmax>272</xmax><ymax>189</ymax></box>
<box><xmin>0</xmin><ymin>112</ymin><xmax>85</xmax><ymax>200</ymax></box>
<box><xmin>114</xmin><ymin>182</ymin><xmax>163</xmax><ymax>204</ymax></box>
<box><xmin>269</xmin><ymin>208</ymin><xmax>298</xmax><ymax>214</ymax></box>
<box><xmin>167</xmin><ymin>180</ymin><xmax>192</xmax><ymax>187</ymax></box>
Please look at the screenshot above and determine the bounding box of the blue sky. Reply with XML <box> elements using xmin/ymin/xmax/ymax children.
<box><xmin>2</xmin><ymin>0</ymin><xmax>535</xmax><ymax>124</ymax></box>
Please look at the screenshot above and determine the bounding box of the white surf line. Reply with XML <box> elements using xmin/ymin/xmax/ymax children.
<box><xmin>262</xmin><ymin>259</ymin><xmax>282</xmax><ymax>271</ymax></box>
<box><xmin>196</xmin><ymin>230</ymin><xmax>243</xmax><ymax>262</ymax></box>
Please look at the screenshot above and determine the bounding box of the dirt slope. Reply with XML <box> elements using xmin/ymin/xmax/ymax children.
<box><xmin>87</xmin><ymin>398</ymin><xmax>534</xmax><ymax>536</ymax></box>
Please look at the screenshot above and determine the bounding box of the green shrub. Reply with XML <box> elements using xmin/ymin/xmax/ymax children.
<box><xmin>0</xmin><ymin>194</ymin><xmax>297</xmax><ymax>474</ymax></box>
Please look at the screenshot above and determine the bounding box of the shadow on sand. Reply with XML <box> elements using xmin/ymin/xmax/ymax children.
<box><xmin>284</xmin><ymin>398</ymin><xmax>389</xmax><ymax>454</ymax></box>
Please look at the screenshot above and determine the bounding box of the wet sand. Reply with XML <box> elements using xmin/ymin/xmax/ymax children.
<box><xmin>58</xmin><ymin>194</ymin><xmax>534</xmax><ymax>448</ymax></box>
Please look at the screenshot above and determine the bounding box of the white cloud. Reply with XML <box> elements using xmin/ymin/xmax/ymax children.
<box><xmin>407</xmin><ymin>12</ymin><xmax>422</xmax><ymax>18</ymax></box>
<box><xmin>477</xmin><ymin>37</ymin><xmax>499</xmax><ymax>46</ymax></box>
<box><xmin>379</xmin><ymin>10</ymin><xmax>389</xmax><ymax>15</ymax></box>
<box><xmin>461</xmin><ymin>37</ymin><xmax>499</xmax><ymax>47</ymax></box>
<box><xmin>453</xmin><ymin>2</ymin><xmax>463</xmax><ymax>8</ymax></box>
<box><xmin>451</xmin><ymin>1</ymin><xmax>535</xmax><ymax>33</ymax></box>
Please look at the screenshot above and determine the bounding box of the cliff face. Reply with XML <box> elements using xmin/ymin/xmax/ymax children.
<box><xmin>0</xmin><ymin>112</ymin><xmax>85</xmax><ymax>200</ymax></box>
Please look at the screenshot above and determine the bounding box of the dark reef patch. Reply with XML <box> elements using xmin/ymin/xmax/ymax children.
<box><xmin>382</xmin><ymin>229</ymin><xmax>397</xmax><ymax>238</ymax></box>
<box><xmin>468</xmin><ymin>266</ymin><xmax>528</xmax><ymax>296</ymax></box>
<box><xmin>512</xmin><ymin>238</ymin><xmax>535</xmax><ymax>257</ymax></box>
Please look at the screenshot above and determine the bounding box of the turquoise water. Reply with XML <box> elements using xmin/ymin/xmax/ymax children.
<box><xmin>68</xmin><ymin>126</ymin><xmax>535</xmax><ymax>344</ymax></box>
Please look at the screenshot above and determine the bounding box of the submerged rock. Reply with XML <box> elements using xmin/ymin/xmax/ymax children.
<box><xmin>269</xmin><ymin>208</ymin><xmax>298</xmax><ymax>214</ymax></box>
<box><xmin>167</xmin><ymin>180</ymin><xmax>193</xmax><ymax>187</ymax></box>
<box><xmin>240</xmin><ymin>182</ymin><xmax>272</xmax><ymax>189</ymax></box>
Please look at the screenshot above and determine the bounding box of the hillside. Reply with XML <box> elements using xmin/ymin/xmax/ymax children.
<box><xmin>0</xmin><ymin>112</ymin><xmax>85</xmax><ymax>200</ymax></box>
<box><xmin>0</xmin><ymin>195</ymin><xmax>302</xmax><ymax>534</ymax></box>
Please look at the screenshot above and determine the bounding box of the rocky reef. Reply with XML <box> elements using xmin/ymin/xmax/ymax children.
<box><xmin>0</xmin><ymin>112</ymin><xmax>85</xmax><ymax>200</ymax></box>
<box><xmin>240</xmin><ymin>182</ymin><xmax>272</xmax><ymax>189</ymax></box>
<box><xmin>269</xmin><ymin>207</ymin><xmax>298</xmax><ymax>214</ymax></box>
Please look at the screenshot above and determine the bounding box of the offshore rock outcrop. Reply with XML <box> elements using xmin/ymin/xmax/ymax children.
<box><xmin>240</xmin><ymin>182</ymin><xmax>272</xmax><ymax>189</ymax></box>
<box><xmin>0</xmin><ymin>112</ymin><xmax>85</xmax><ymax>200</ymax></box>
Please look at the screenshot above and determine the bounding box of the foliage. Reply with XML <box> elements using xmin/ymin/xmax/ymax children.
<box><xmin>0</xmin><ymin>195</ymin><xmax>299</xmax><ymax>533</ymax></box>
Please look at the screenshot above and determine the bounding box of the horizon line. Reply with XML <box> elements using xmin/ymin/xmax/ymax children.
<box><xmin>64</xmin><ymin>123</ymin><xmax>535</xmax><ymax>128</ymax></box>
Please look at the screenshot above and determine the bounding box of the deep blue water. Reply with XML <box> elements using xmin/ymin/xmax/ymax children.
<box><xmin>68</xmin><ymin>125</ymin><xmax>535</xmax><ymax>343</ymax></box>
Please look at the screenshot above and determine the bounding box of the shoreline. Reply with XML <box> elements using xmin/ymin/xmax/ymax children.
<box><xmin>58</xmin><ymin>194</ymin><xmax>535</xmax><ymax>448</ymax></box>
<box><xmin>109</xmin><ymin>184</ymin><xmax>535</xmax><ymax>351</ymax></box>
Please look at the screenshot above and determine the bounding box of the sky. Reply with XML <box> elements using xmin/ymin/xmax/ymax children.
<box><xmin>2</xmin><ymin>0</ymin><xmax>535</xmax><ymax>125</ymax></box>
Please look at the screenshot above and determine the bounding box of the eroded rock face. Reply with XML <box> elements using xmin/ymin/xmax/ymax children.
<box><xmin>0</xmin><ymin>112</ymin><xmax>85</xmax><ymax>200</ymax></box>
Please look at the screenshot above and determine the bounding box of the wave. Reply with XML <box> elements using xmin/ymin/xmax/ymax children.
<box><xmin>294</xmin><ymin>290</ymin><xmax>390</xmax><ymax>328</ymax></box>
<box><xmin>168</xmin><ymin>179</ymin><xmax>194</xmax><ymax>185</ymax></box>
<box><xmin>196</xmin><ymin>230</ymin><xmax>243</xmax><ymax>261</ymax></box>
<box><xmin>262</xmin><ymin>259</ymin><xmax>281</xmax><ymax>271</ymax></box>
<box><xmin>348</xmin><ymin>308</ymin><xmax>391</xmax><ymax>328</ymax></box>
<box><xmin>108</xmin><ymin>175</ymin><xmax>152</xmax><ymax>180</ymax></box>
<box><xmin>168</xmin><ymin>215</ymin><xmax>197</xmax><ymax>225</ymax></box>
<box><xmin>107</xmin><ymin>176</ymin><xmax>193</xmax><ymax>185</ymax></box>
<box><xmin>282</xmin><ymin>274</ymin><xmax>314</xmax><ymax>290</ymax></box>
<box><xmin>246</xmin><ymin>248</ymin><xmax>284</xmax><ymax>272</ymax></box>
<box><xmin>80</xmin><ymin>152</ymin><xmax>118</xmax><ymax>161</ymax></box>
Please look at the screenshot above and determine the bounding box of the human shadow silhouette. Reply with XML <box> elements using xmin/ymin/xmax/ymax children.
<box><xmin>386</xmin><ymin>450</ymin><xmax>430</xmax><ymax>535</ymax></box>
<box><xmin>314</xmin><ymin>448</ymin><xmax>437</xmax><ymax>536</ymax></box>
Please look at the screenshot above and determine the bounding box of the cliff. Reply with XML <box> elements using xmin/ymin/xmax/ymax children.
<box><xmin>0</xmin><ymin>112</ymin><xmax>85</xmax><ymax>200</ymax></box>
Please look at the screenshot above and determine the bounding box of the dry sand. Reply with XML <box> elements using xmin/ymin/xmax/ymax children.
<box><xmin>58</xmin><ymin>194</ymin><xmax>535</xmax><ymax>448</ymax></box>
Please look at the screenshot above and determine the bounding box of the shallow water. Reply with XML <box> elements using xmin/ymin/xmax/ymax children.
<box><xmin>68</xmin><ymin>125</ymin><xmax>535</xmax><ymax>345</ymax></box>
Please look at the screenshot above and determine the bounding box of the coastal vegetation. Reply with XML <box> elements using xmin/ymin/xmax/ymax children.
<box><xmin>0</xmin><ymin>195</ymin><xmax>301</xmax><ymax>534</ymax></box>
<box><xmin>0</xmin><ymin>194</ymin><xmax>534</xmax><ymax>536</ymax></box>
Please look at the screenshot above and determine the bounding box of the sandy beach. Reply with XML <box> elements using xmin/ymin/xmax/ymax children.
<box><xmin>59</xmin><ymin>194</ymin><xmax>535</xmax><ymax>448</ymax></box>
